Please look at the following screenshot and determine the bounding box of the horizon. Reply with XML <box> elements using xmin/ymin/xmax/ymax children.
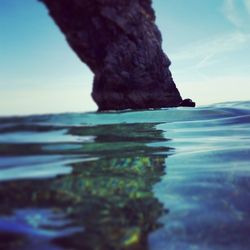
<box><xmin>0</xmin><ymin>0</ymin><xmax>250</xmax><ymax>116</ymax></box>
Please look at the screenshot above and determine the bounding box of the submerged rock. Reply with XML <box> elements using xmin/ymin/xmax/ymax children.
<box><xmin>0</xmin><ymin>123</ymin><xmax>167</xmax><ymax>250</ymax></box>
<box><xmin>40</xmin><ymin>0</ymin><xmax>183</xmax><ymax>110</ymax></box>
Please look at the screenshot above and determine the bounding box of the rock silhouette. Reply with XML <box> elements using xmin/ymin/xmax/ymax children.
<box><xmin>40</xmin><ymin>0</ymin><xmax>183</xmax><ymax>110</ymax></box>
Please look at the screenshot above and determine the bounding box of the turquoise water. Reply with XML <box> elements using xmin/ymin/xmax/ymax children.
<box><xmin>0</xmin><ymin>101</ymin><xmax>250</xmax><ymax>249</ymax></box>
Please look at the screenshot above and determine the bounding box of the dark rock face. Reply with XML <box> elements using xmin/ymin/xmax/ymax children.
<box><xmin>179</xmin><ymin>98</ymin><xmax>196</xmax><ymax>107</ymax></box>
<box><xmin>40</xmin><ymin>0</ymin><xmax>183</xmax><ymax>110</ymax></box>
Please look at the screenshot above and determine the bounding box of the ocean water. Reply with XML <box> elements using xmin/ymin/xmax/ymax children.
<box><xmin>0</xmin><ymin>101</ymin><xmax>250</xmax><ymax>250</ymax></box>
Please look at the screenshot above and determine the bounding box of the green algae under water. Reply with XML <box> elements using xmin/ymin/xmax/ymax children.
<box><xmin>0</xmin><ymin>101</ymin><xmax>250</xmax><ymax>250</ymax></box>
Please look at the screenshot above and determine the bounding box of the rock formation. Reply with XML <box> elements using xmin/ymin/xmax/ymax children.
<box><xmin>40</xmin><ymin>0</ymin><xmax>184</xmax><ymax>110</ymax></box>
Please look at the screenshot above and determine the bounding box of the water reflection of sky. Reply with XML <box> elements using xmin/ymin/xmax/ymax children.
<box><xmin>150</xmin><ymin>105</ymin><xmax>250</xmax><ymax>250</ymax></box>
<box><xmin>0</xmin><ymin>129</ymin><xmax>95</xmax><ymax>144</ymax></box>
<box><xmin>0</xmin><ymin>101</ymin><xmax>250</xmax><ymax>249</ymax></box>
<box><xmin>0</xmin><ymin>208</ymin><xmax>83</xmax><ymax>250</ymax></box>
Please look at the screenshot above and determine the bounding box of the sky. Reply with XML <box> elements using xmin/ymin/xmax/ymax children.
<box><xmin>0</xmin><ymin>0</ymin><xmax>250</xmax><ymax>115</ymax></box>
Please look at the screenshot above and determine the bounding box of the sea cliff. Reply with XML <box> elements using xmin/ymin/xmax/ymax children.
<box><xmin>40</xmin><ymin>0</ymin><xmax>183</xmax><ymax>110</ymax></box>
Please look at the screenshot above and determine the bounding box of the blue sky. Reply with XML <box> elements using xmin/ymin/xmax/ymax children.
<box><xmin>0</xmin><ymin>0</ymin><xmax>250</xmax><ymax>115</ymax></box>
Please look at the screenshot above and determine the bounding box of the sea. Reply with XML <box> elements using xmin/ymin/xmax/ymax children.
<box><xmin>0</xmin><ymin>101</ymin><xmax>250</xmax><ymax>250</ymax></box>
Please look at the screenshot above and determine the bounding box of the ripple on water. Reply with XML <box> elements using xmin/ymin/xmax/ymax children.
<box><xmin>0</xmin><ymin>101</ymin><xmax>250</xmax><ymax>249</ymax></box>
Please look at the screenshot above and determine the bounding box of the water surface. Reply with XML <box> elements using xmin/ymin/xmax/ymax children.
<box><xmin>0</xmin><ymin>101</ymin><xmax>250</xmax><ymax>249</ymax></box>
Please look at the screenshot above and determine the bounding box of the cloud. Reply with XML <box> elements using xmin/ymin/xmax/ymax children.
<box><xmin>171</xmin><ymin>32</ymin><xmax>250</xmax><ymax>68</ymax></box>
<box><xmin>222</xmin><ymin>0</ymin><xmax>243</xmax><ymax>27</ymax></box>
<box><xmin>222</xmin><ymin>0</ymin><xmax>250</xmax><ymax>28</ymax></box>
<box><xmin>244</xmin><ymin>0</ymin><xmax>250</xmax><ymax>14</ymax></box>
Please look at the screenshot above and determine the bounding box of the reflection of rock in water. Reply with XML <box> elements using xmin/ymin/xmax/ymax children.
<box><xmin>0</xmin><ymin>123</ymin><xmax>170</xmax><ymax>249</ymax></box>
